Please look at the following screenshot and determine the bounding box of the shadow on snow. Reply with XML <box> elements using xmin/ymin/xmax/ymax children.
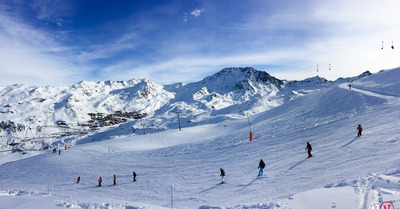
<box><xmin>340</xmin><ymin>136</ymin><xmax>359</xmax><ymax>149</ymax></box>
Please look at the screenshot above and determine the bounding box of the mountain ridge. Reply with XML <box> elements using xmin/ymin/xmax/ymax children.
<box><xmin>0</xmin><ymin>67</ymin><xmax>374</xmax><ymax>152</ymax></box>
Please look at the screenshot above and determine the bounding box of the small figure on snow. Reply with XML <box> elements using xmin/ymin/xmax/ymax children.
<box><xmin>76</xmin><ymin>176</ymin><xmax>80</xmax><ymax>184</ymax></box>
<box><xmin>133</xmin><ymin>171</ymin><xmax>137</xmax><ymax>182</ymax></box>
<box><xmin>305</xmin><ymin>142</ymin><xmax>312</xmax><ymax>157</ymax></box>
<box><xmin>348</xmin><ymin>84</ymin><xmax>352</xmax><ymax>89</ymax></box>
<box><xmin>220</xmin><ymin>168</ymin><xmax>225</xmax><ymax>183</ymax></box>
<box><xmin>113</xmin><ymin>175</ymin><xmax>116</xmax><ymax>185</ymax></box>
<box><xmin>58</xmin><ymin>150</ymin><xmax>61</xmax><ymax>155</ymax></box>
<box><xmin>258</xmin><ymin>159</ymin><xmax>266</xmax><ymax>176</ymax></box>
<box><xmin>357</xmin><ymin>124</ymin><xmax>363</xmax><ymax>137</ymax></box>
<box><xmin>98</xmin><ymin>177</ymin><xmax>102</xmax><ymax>187</ymax></box>
<box><xmin>53</xmin><ymin>148</ymin><xmax>56</xmax><ymax>153</ymax></box>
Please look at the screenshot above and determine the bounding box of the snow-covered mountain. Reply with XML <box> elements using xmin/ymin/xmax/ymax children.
<box><xmin>0</xmin><ymin>67</ymin><xmax>373</xmax><ymax>152</ymax></box>
<box><xmin>0</xmin><ymin>67</ymin><xmax>399</xmax><ymax>209</ymax></box>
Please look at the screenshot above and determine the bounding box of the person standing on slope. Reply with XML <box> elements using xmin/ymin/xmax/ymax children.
<box><xmin>357</xmin><ymin>124</ymin><xmax>363</xmax><ymax>137</ymax></box>
<box><xmin>133</xmin><ymin>171</ymin><xmax>137</xmax><ymax>182</ymax></box>
<box><xmin>220</xmin><ymin>168</ymin><xmax>226</xmax><ymax>183</ymax></box>
<box><xmin>113</xmin><ymin>175</ymin><xmax>116</xmax><ymax>185</ymax></box>
<box><xmin>98</xmin><ymin>177</ymin><xmax>102</xmax><ymax>187</ymax></box>
<box><xmin>76</xmin><ymin>176</ymin><xmax>80</xmax><ymax>184</ymax></box>
<box><xmin>258</xmin><ymin>159</ymin><xmax>266</xmax><ymax>176</ymax></box>
<box><xmin>305</xmin><ymin>142</ymin><xmax>312</xmax><ymax>157</ymax></box>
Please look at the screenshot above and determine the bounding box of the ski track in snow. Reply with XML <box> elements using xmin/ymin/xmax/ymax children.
<box><xmin>0</xmin><ymin>68</ymin><xmax>400</xmax><ymax>208</ymax></box>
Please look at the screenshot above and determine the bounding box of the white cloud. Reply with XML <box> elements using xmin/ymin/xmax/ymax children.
<box><xmin>190</xmin><ymin>8</ymin><xmax>204</xmax><ymax>17</ymax></box>
<box><xmin>1</xmin><ymin>0</ymin><xmax>400</xmax><ymax>87</ymax></box>
<box><xmin>0</xmin><ymin>41</ymin><xmax>80</xmax><ymax>86</ymax></box>
<box><xmin>98</xmin><ymin>34</ymin><xmax>400</xmax><ymax>85</ymax></box>
<box><xmin>0</xmin><ymin>13</ymin><xmax>61</xmax><ymax>52</ymax></box>
<box><xmin>0</xmin><ymin>10</ymin><xmax>85</xmax><ymax>86</ymax></box>
<box><xmin>94</xmin><ymin>49</ymin><xmax>309</xmax><ymax>85</ymax></box>
<box><xmin>32</xmin><ymin>0</ymin><xmax>73</xmax><ymax>25</ymax></box>
<box><xmin>0</xmin><ymin>4</ymin><xmax>144</xmax><ymax>86</ymax></box>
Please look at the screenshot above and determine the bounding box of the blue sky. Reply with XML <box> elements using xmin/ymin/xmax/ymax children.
<box><xmin>0</xmin><ymin>0</ymin><xmax>399</xmax><ymax>86</ymax></box>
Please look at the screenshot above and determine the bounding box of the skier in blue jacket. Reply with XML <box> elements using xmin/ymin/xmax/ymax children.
<box><xmin>258</xmin><ymin>159</ymin><xmax>266</xmax><ymax>176</ymax></box>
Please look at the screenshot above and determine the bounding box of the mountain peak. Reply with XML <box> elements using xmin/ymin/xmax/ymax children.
<box><xmin>202</xmin><ymin>67</ymin><xmax>284</xmax><ymax>91</ymax></box>
<box><xmin>358</xmin><ymin>70</ymin><xmax>372</xmax><ymax>78</ymax></box>
<box><xmin>211</xmin><ymin>67</ymin><xmax>262</xmax><ymax>79</ymax></box>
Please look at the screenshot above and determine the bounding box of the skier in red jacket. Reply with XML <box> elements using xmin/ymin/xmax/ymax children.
<box><xmin>357</xmin><ymin>124</ymin><xmax>363</xmax><ymax>137</ymax></box>
<box><xmin>98</xmin><ymin>177</ymin><xmax>102</xmax><ymax>187</ymax></box>
<box><xmin>305</xmin><ymin>142</ymin><xmax>312</xmax><ymax>157</ymax></box>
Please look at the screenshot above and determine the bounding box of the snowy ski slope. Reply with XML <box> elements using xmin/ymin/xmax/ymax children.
<box><xmin>0</xmin><ymin>68</ymin><xmax>399</xmax><ymax>209</ymax></box>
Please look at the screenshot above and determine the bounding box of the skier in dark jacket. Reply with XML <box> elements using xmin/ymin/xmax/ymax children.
<box><xmin>357</xmin><ymin>124</ymin><xmax>363</xmax><ymax>137</ymax></box>
<box><xmin>113</xmin><ymin>175</ymin><xmax>116</xmax><ymax>185</ymax></box>
<box><xmin>220</xmin><ymin>168</ymin><xmax>225</xmax><ymax>183</ymax></box>
<box><xmin>76</xmin><ymin>176</ymin><xmax>80</xmax><ymax>184</ymax></box>
<box><xmin>133</xmin><ymin>171</ymin><xmax>136</xmax><ymax>182</ymax></box>
<box><xmin>305</xmin><ymin>142</ymin><xmax>312</xmax><ymax>157</ymax></box>
<box><xmin>258</xmin><ymin>159</ymin><xmax>266</xmax><ymax>176</ymax></box>
<box><xmin>98</xmin><ymin>177</ymin><xmax>102</xmax><ymax>187</ymax></box>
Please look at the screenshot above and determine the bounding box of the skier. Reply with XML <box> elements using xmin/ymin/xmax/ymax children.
<box><xmin>258</xmin><ymin>159</ymin><xmax>266</xmax><ymax>176</ymax></box>
<box><xmin>113</xmin><ymin>175</ymin><xmax>116</xmax><ymax>185</ymax></box>
<box><xmin>98</xmin><ymin>177</ymin><xmax>102</xmax><ymax>187</ymax></box>
<box><xmin>59</xmin><ymin>150</ymin><xmax>61</xmax><ymax>155</ymax></box>
<box><xmin>53</xmin><ymin>148</ymin><xmax>56</xmax><ymax>153</ymax></box>
<box><xmin>220</xmin><ymin>168</ymin><xmax>225</xmax><ymax>183</ymax></box>
<box><xmin>76</xmin><ymin>176</ymin><xmax>80</xmax><ymax>184</ymax></box>
<box><xmin>305</xmin><ymin>142</ymin><xmax>312</xmax><ymax>157</ymax></box>
<box><xmin>133</xmin><ymin>171</ymin><xmax>136</xmax><ymax>182</ymax></box>
<box><xmin>357</xmin><ymin>124</ymin><xmax>363</xmax><ymax>137</ymax></box>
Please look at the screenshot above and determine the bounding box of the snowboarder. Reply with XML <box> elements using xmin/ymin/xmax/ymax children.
<box><xmin>113</xmin><ymin>175</ymin><xmax>116</xmax><ymax>185</ymax></box>
<box><xmin>58</xmin><ymin>150</ymin><xmax>61</xmax><ymax>155</ymax></box>
<box><xmin>220</xmin><ymin>168</ymin><xmax>225</xmax><ymax>183</ymax></box>
<box><xmin>305</xmin><ymin>142</ymin><xmax>312</xmax><ymax>157</ymax></box>
<box><xmin>357</xmin><ymin>124</ymin><xmax>363</xmax><ymax>137</ymax></box>
<box><xmin>98</xmin><ymin>177</ymin><xmax>102</xmax><ymax>187</ymax></box>
<box><xmin>348</xmin><ymin>84</ymin><xmax>352</xmax><ymax>89</ymax></box>
<box><xmin>133</xmin><ymin>171</ymin><xmax>136</xmax><ymax>182</ymax></box>
<box><xmin>76</xmin><ymin>176</ymin><xmax>80</xmax><ymax>184</ymax></box>
<box><xmin>258</xmin><ymin>159</ymin><xmax>265</xmax><ymax>176</ymax></box>
<box><xmin>53</xmin><ymin>148</ymin><xmax>56</xmax><ymax>153</ymax></box>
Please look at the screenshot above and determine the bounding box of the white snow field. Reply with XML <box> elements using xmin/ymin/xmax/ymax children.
<box><xmin>0</xmin><ymin>68</ymin><xmax>400</xmax><ymax>209</ymax></box>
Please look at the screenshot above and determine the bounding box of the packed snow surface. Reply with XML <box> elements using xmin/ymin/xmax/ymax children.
<box><xmin>0</xmin><ymin>68</ymin><xmax>400</xmax><ymax>208</ymax></box>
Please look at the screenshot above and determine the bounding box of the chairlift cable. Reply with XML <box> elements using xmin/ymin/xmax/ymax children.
<box><xmin>278</xmin><ymin>36</ymin><xmax>398</xmax><ymax>80</ymax></box>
